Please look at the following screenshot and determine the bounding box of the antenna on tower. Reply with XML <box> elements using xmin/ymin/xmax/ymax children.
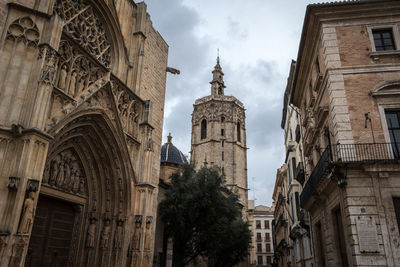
<box><xmin>217</xmin><ymin>48</ymin><xmax>220</xmax><ymax>63</ymax></box>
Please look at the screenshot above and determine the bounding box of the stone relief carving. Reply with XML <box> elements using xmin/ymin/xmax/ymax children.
<box><xmin>54</xmin><ymin>0</ymin><xmax>111</xmax><ymax>68</ymax></box>
<box><xmin>100</xmin><ymin>219</ymin><xmax>111</xmax><ymax>249</ymax></box>
<box><xmin>144</xmin><ymin>216</ymin><xmax>152</xmax><ymax>251</ymax></box>
<box><xmin>133</xmin><ymin>215</ymin><xmax>142</xmax><ymax>250</ymax></box>
<box><xmin>18</xmin><ymin>192</ymin><xmax>35</xmax><ymax>234</ymax></box>
<box><xmin>9</xmin><ymin>236</ymin><xmax>29</xmax><ymax>267</ymax></box>
<box><xmin>56</xmin><ymin>39</ymin><xmax>106</xmax><ymax>99</ymax></box>
<box><xmin>6</xmin><ymin>17</ymin><xmax>39</xmax><ymax>47</ymax></box>
<box><xmin>194</xmin><ymin>101</ymin><xmax>244</xmax><ymax>124</ymax></box>
<box><xmin>42</xmin><ymin>149</ymin><xmax>87</xmax><ymax>195</ymax></box>
<box><xmin>114</xmin><ymin>219</ymin><xmax>124</xmax><ymax>249</ymax></box>
<box><xmin>7</xmin><ymin>177</ymin><xmax>20</xmax><ymax>190</ymax></box>
<box><xmin>38</xmin><ymin>46</ymin><xmax>59</xmax><ymax>85</ymax></box>
<box><xmin>26</xmin><ymin>179</ymin><xmax>39</xmax><ymax>192</ymax></box>
<box><xmin>86</xmin><ymin>218</ymin><xmax>96</xmax><ymax>248</ymax></box>
<box><xmin>111</xmin><ymin>80</ymin><xmax>141</xmax><ymax>137</ymax></box>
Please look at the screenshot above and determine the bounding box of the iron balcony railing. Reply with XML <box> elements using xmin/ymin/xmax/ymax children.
<box><xmin>300</xmin><ymin>142</ymin><xmax>400</xmax><ymax>207</ymax></box>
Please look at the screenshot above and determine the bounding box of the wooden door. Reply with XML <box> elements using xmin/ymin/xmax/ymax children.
<box><xmin>25</xmin><ymin>195</ymin><xmax>77</xmax><ymax>267</ymax></box>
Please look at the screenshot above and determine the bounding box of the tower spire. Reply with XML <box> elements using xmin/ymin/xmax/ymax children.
<box><xmin>210</xmin><ymin>51</ymin><xmax>225</xmax><ymax>96</ymax></box>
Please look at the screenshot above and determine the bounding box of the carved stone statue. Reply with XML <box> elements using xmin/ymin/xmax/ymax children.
<box><xmin>49</xmin><ymin>156</ymin><xmax>59</xmax><ymax>186</ymax></box>
<box><xmin>79</xmin><ymin>177</ymin><xmax>85</xmax><ymax>194</ymax></box>
<box><xmin>68</xmin><ymin>71</ymin><xmax>77</xmax><ymax>96</ymax></box>
<box><xmin>100</xmin><ymin>220</ymin><xmax>111</xmax><ymax>249</ymax></box>
<box><xmin>63</xmin><ymin>159</ymin><xmax>71</xmax><ymax>189</ymax></box>
<box><xmin>76</xmin><ymin>77</ymin><xmax>85</xmax><ymax>97</ymax></box>
<box><xmin>58</xmin><ymin>65</ymin><xmax>67</xmax><ymax>90</ymax></box>
<box><xmin>42</xmin><ymin>164</ymin><xmax>49</xmax><ymax>184</ymax></box>
<box><xmin>72</xmin><ymin>169</ymin><xmax>80</xmax><ymax>193</ymax></box>
<box><xmin>86</xmin><ymin>219</ymin><xmax>96</xmax><ymax>248</ymax></box>
<box><xmin>55</xmin><ymin>159</ymin><xmax>64</xmax><ymax>187</ymax></box>
<box><xmin>114</xmin><ymin>220</ymin><xmax>123</xmax><ymax>249</ymax></box>
<box><xmin>18</xmin><ymin>192</ymin><xmax>35</xmax><ymax>234</ymax></box>
<box><xmin>144</xmin><ymin>219</ymin><xmax>151</xmax><ymax>250</ymax></box>
<box><xmin>133</xmin><ymin>221</ymin><xmax>141</xmax><ymax>250</ymax></box>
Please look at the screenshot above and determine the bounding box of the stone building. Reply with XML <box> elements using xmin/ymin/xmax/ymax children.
<box><xmin>0</xmin><ymin>0</ymin><xmax>169</xmax><ymax>266</ymax></box>
<box><xmin>290</xmin><ymin>0</ymin><xmax>400</xmax><ymax>266</ymax></box>
<box><xmin>272</xmin><ymin>165</ymin><xmax>293</xmax><ymax>267</ymax></box>
<box><xmin>252</xmin><ymin>205</ymin><xmax>274</xmax><ymax>267</ymax></box>
<box><xmin>280</xmin><ymin>60</ymin><xmax>314</xmax><ymax>267</ymax></box>
<box><xmin>190</xmin><ymin>57</ymin><xmax>248</xmax><ymax>210</ymax></box>
<box><xmin>154</xmin><ymin>134</ymin><xmax>187</xmax><ymax>267</ymax></box>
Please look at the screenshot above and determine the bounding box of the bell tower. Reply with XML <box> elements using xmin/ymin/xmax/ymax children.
<box><xmin>210</xmin><ymin>56</ymin><xmax>226</xmax><ymax>96</ymax></box>
<box><xmin>190</xmin><ymin>57</ymin><xmax>248</xmax><ymax>210</ymax></box>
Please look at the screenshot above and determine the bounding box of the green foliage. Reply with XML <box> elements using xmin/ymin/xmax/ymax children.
<box><xmin>159</xmin><ymin>164</ymin><xmax>251</xmax><ymax>267</ymax></box>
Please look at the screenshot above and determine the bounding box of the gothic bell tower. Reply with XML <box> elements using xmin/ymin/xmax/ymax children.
<box><xmin>190</xmin><ymin>57</ymin><xmax>248</xmax><ymax>209</ymax></box>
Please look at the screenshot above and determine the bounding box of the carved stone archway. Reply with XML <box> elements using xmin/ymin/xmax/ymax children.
<box><xmin>27</xmin><ymin>111</ymin><xmax>133</xmax><ymax>267</ymax></box>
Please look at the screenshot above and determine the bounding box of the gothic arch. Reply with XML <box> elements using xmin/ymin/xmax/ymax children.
<box><xmin>53</xmin><ymin>0</ymin><xmax>127</xmax><ymax>72</ymax></box>
<box><xmin>40</xmin><ymin>109</ymin><xmax>135</xmax><ymax>266</ymax></box>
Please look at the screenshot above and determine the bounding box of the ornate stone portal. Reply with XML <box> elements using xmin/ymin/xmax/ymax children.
<box><xmin>0</xmin><ymin>0</ymin><xmax>168</xmax><ymax>266</ymax></box>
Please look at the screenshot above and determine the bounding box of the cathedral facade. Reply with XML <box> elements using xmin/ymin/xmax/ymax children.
<box><xmin>190</xmin><ymin>58</ymin><xmax>248</xmax><ymax>210</ymax></box>
<box><xmin>0</xmin><ymin>0</ymin><xmax>169</xmax><ymax>266</ymax></box>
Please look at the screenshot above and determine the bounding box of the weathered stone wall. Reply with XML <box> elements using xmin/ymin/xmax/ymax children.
<box><xmin>191</xmin><ymin>98</ymin><xmax>248</xmax><ymax>207</ymax></box>
<box><xmin>0</xmin><ymin>0</ymin><xmax>169</xmax><ymax>266</ymax></box>
<box><xmin>292</xmin><ymin>2</ymin><xmax>400</xmax><ymax>267</ymax></box>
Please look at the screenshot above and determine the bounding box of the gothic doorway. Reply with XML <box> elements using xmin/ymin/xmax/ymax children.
<box><xmin>25</xmin><ymin>195</ymin><xmax>80</xmax><ymax>267</ymax></box>
<box><xmin>24</xmin><ymin>112</ymin><xmax>133</xmax><ymax>266</ymax></box>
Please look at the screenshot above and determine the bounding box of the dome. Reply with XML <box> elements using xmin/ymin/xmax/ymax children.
<box><xmin>160</xmin><ymin>134</ymin><xmax>188</xmax><ymax>165</ymax></box>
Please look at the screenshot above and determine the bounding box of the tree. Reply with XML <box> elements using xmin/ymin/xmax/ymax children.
<box><xmin>159</xmin><ymin>165</ymin><xmax>251</xmax><ymax>267</ymax></box>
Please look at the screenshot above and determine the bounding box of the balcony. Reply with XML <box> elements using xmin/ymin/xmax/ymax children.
<box><xmin>294</xmin><ymin>162</ymin><xmax>305</xmax><ymax>185</ymax></box>
<box><xmin>300</xmin><ymin>142</ymin><xmax>400</xmax><ymax>208</ymax></box>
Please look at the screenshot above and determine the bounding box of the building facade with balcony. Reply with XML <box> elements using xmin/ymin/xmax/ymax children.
<box><xmin>252</xmin><ymin>205</ymin><xmax>274</xmax><ymax>267</ymax></box>
<box><xmin>272</xmin><ymin>165</ymin><xmax>293</xmax><ymax>267</ymax></box>
<box><xmin>290</xmin><ymin>1</ymin><xmax>400</xmax><ymax>266</ymax></box>
<box><xmin>281</xmin><ymin>61</ymin><xmax>314</xmax><ymax>267</ymax></box>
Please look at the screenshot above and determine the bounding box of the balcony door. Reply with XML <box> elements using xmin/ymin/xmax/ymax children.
<box><xmin>385</xmin><ymin>111</ymin><xmax>400</xmax><ymax>158</ymax></box>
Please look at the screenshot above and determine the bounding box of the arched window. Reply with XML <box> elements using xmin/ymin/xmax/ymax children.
<box><xmin>201</xmin><ymin>119</ymin><xmax>207</xmax><ymax>140</ymax></box>
<box><xmin>237</xmin><ymin>122</ymin><xmax>241</xmax><ymax>142</ymax></box>
<box><xmin>221</xmin><ymin>116</ymin><xmax>225</xmax><ymax>122</ymax></box>
<box><xmin>218</xmin><ymin>86</ymin><xmax>223</xmax><ymax>95</ymax></box>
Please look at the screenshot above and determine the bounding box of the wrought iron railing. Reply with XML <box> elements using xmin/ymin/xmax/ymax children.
<box><xmin>330</xmin><ymin>142</ymin><xmax>400</xmax><ymax>162</ymax></box>
<box><xmin>300</xmin><ymin>142</ymin><xmax>400</xmax><ymax>207</ymax></box>
<box><xmin>300</xmin><ymin>146</ymin><xmax>331</xmax><ymax>207</ymax></box>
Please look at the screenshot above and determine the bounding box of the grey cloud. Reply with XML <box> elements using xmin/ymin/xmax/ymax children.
<box><xmin>143</xmin><ymin>0</ymin><xmax>293</xmax><ymax>206</ymax></box>
<box><xmin>227</xmin><ymin>17</ymin><xmax>248</xmax><ymax>40</ymax></box>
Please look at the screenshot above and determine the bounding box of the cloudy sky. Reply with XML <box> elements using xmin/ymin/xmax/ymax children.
<box><xmin>142</xmin><ymin>0</ymin><xmax>328</xmax><ymax>206</ymax></box>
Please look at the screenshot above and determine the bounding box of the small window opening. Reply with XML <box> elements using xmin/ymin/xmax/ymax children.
<box><xmin>237</xmin><ymin>122</ymin><xmax>241</xmax><ymax>142</ymax></box>
<box><xmin>373</xmin><ymin>28</ymin><xmax>395</xmax><ymax>51</ymax></box>
<box><xmin>221</xmin><ymin>116</ymin><xmax>225</xmax><ymax>122</ymax></box>
<box><xmin>222</xmin><ymin>151</ymin><xmax>224</xmax><ymax>161</ymax></box>
<box><xmin>221</xmin><ymin>129</ymin><xmax>225</xmax><ymax>136</ymax></box>
<box><xmin>201</xmin><ymin>119</ymin><xmax>207</xmax><ymax>139</ymax></box>
<box><xmin>315</xmin><ymin>57</ymin><xmax>321</xmax><ymax>75</ymax></box>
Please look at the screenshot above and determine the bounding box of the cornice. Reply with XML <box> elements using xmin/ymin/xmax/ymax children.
<box><xmin>290</xmin><ymin>0</ymin><xmax>400</xmax><ymax>107</ymax></box>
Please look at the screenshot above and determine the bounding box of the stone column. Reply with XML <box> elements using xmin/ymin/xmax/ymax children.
<box><xmin>0</xmin><ymin>129</ymin><xmax>52</xmax><ymax>267</ymax></box>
